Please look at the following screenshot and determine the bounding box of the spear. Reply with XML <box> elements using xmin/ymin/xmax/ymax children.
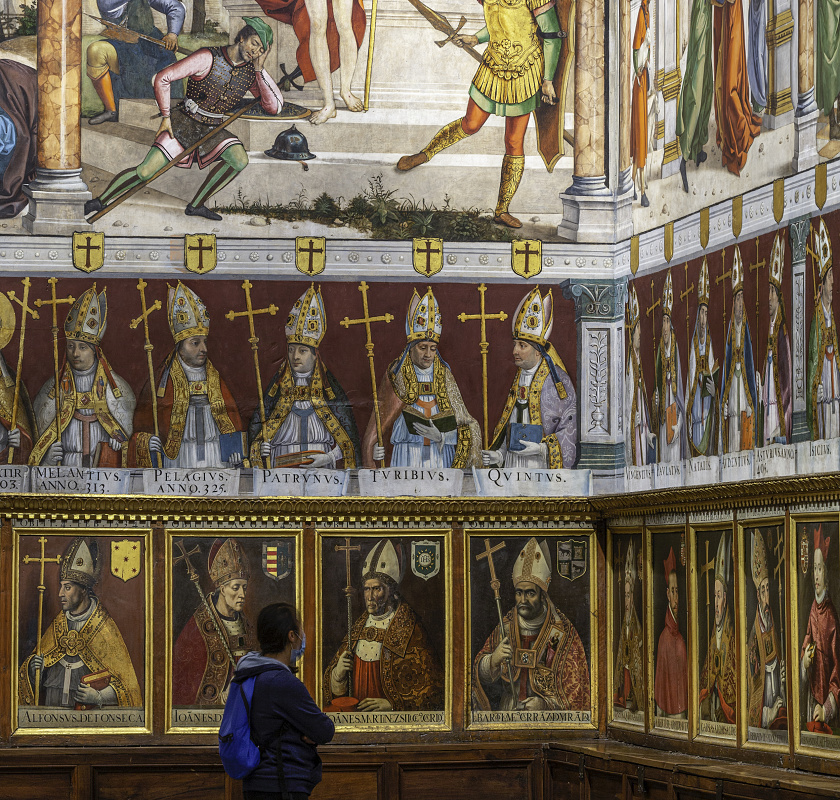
<box><xmin>86</xmin><ymin>15</ymin><xmax>195</xmax><ymax>56</ymax></box>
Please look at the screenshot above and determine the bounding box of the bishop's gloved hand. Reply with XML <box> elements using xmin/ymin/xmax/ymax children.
<box><xmin>357</xmin><ymin>697</ymin><xmax>393</xmax><ymax>711</ymax></box>
<box><xmin>307</xmin><ymin>452</ymin><xmax>332</xmax><ymax>469</ymax></box>
<box><xmin>517</xmin><ymin>440</ymin><xmax>546</xmax><ymax>460</ymax></box>
<box><xmin>149</xmin><ymin>435</ymin><xmax>163</xmax><ymax>455</ymax></box>
<box><xmin>481</xmin><ymin>449</ymin><xmax>504</xmax><ymax>467</ymax></box>
<box><xmin>109</xmin><ymin>437</ymin><xmax>122</xmax><ymax>452</ymax></box>
<box><xmin>227</xmin><ymin>452</ymin><xmax>243</xmax><ymax>467</ymax></box>
<box><xmin>413</xmin><ymin>422</ymin><xmax>443</xmax><ymax>444</ymax></box>
<box><xmin>7</xmin><ymin>427</ymin><xmax>20</xmax><ymax>448</ymax></box>
<box><xmin>45</xmin><ymin>443</ymin><xmax>63</xmax><ymax>465</ymax></box>
<box><xmin>74</xmin><ymin>685</ymin><xmax>103</xmax><ymax>707</ymax></box>
<box><xmin>819</xmin><ymin>383</ymin><xmax>826</xmax><ymax>403</ymax></box>
<box><xmin>28</xmin><ymin>654</ymin><xmax>44</xmax><ymax>683</ymax></box>
<box><xmin>261</xmin><ymin>442</ymin><xmax>271</xmax><ymax>458</ymax></box>
<box><xmin>671</xmin><ymin>413</ymin><xmax>682</xmax><ymax>440</ymax></box>
<box><xmin>489</xmin><ymin>635</ymin><xmax>513</xmax><ymax>670</ymax></box>
<box><xmin>372</xmin><ymin>444</ymin><xmax>386</xmax><ymax>462</ymax></box>
<box><xmin>333</xmin><ymin>650</ymin><xmax>353</xmax><ymax>683</ymax></box>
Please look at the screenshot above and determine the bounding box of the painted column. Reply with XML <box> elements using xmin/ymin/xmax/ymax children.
<box><xmin>23</xmin><ymin>0</ymin><xmax>91</xmax><ymax>234</ymax></box>
<box><xmin>657</xmin><ymin>0</ymin><xmax>680</xmax><ymax>178</ymax></box>
<box><xmin>792</xmin><ymin>0</ymin><xmax>818</xmax><ymax>171</ymax></box>
<box><xmin>561</xmin><ymin>278</ymin><xmax>627</xmax><ymax>493</ymax></box>
<box><xmin>619</xmin><ymin>0</ymin><xmax>634</xmax><ymax>194</ymax></box>
<box><xmin>789</xmin><ymin>215</ymin><xmax>809</xmax><ymax>441</ymax></box>
<box><xmin>765</xmin><ymin>0</ymin><xmax>795</xmax><ymax>129</ymax></box>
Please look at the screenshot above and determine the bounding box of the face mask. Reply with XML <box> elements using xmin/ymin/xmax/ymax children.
<box><xmin>291</xmin><ymin>631</ymin><xmax>306</xmax><ymax>665</ymax></box>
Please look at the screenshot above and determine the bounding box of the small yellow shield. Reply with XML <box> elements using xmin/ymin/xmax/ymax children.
<box><xmin>700</xmin><ymin>207</ymin><xmax>709</xmax><ymax>250</ymax></box>
<box><xmin>296</xmin><ymin>237</ymin><xmax>326</xmax><ymax>275</ymax></box>
<box><xmin>184</xmin><ymin>234</ymin><xmax>217</xmax><ymax>274</ymax></box>
<box><xmin>111</xmin><ymin>539</ymin><xmax>141</xmax><ymax>582</ymax></box>
<box><xmin>732</xmin><ymin>196</ymin><xmax>743</xmax><ymax>239</ymax></box>
<box><xmin>664</xmin><ymin>221</ymin><xmax>674</xmax><ymax>263</ymax></box>
<box><xmin>511</xmin><ymin>239</ymin><xmax>542</xmax><ymax>279</ymax></box>
<box><xmin>630</xmin><ymin>235</ymin><xmax>639</xmax><ymax>275</ymax></box>
<box><xmin>413</xmin><ymin>238</ymin><xmax>443</xmax><ymax>276</ymax></box>
<box><xmin>72</xmin><ymin>231</ymin><xmax>104</xmax><ymax>273</ymax></box>
<box><xmin>816</xmin><ymin>163</ymin><xmax>827</xmax><ymax>210</ymax></box>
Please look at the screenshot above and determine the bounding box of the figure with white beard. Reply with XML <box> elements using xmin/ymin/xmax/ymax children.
<box><xmin>686</xmin><ymin>258</ymin><xmax>718</xmax><ymax>456</ymax></box>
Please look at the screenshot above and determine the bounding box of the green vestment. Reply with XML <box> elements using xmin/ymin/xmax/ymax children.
<box><xmin>675</xmin><ymin>0</ymin><xmax>713</xmax><ymax>162</ymax></box>
<box><xmin>817</xmin><ymin>0</ymin><xmax>840</xmax><ymax>115</ymax></box>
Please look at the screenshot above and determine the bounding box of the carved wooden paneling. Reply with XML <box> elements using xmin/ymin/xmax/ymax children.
<box><xmin>0</xmin><ymin>770</ymin><xmax>72</xmax><ymax>800</ymax></box>
<box><xmin>586</xmin><ymin>769</ymin><xmax>623</xmax><ymax>800</ymax></box>
<box><xmin>399</xmin><ymin>763</ymin><xmax>529</xmax><ymax>799</ymax></box>
<box><xmin>94</xmin><ymin>769</ymin><xmax>226</xmax><ymax>800</ymax></box>
<box><xmin>311</xmin><ymin>767</ymin><xmax>380</xmax><ymax>800</ymax></box>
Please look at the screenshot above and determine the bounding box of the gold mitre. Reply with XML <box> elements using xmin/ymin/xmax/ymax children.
<box><xmin>168</xmin><ymin>281</ymin><xmax>210</xmax><ymax>343</ymax></box>
<box><xmin>732</xmin><ymin>246</ymin><xmax>744</xmax><ymax>296</ymax></box>
<box><xmin>286</xmin><ymin>283</ymin><xmax>325</xmax><ymax>348</ymax></box>
<box><xmin>769</xmin><ymin>233</ymin><xmax>784</xmax><ymax>292</ymax></box>
<box><xmin>406</xmin><ymin>287</ymin><xmax>442</xmax><ymax>344</ymax></box>
<box><xmin>513</xmin><ymin>537</ymin><xmax>551</xmax><ymax>592</ymax></box>
<box><xmin>662</xmin><ymin>271</ymin><xmax>674</xmax><ymax>318</ymax></box>
<box><xmin>363</xmin><ymin>539</ymin><xmax>402</xmax><ymax>586</ymax></box>
<box><xmin>208</xmin><ymin>538</ymin><xmax>250</xmax><ymax>587</ymax></box>
<box><xmin>698</xmin><ymin>257</ymin><xmax>711</xmax><ymax>307</ymax></box>
<box><xmin>513</xmin><ymin>287</ymin><xmax>553</xmax><ymax>347</ymax></box>
<box><xmin>751</xmin><ymin>529</ymin><xmax>769</xmax><ymax>592</ymax></box>
<box><xmin>714</xmin><ymin>532</ymin><xmax>731</xmax><ymax>590</ymax></box>
<box><xmin>65</xmin><ymin>285</ymin><xmax>107</xmax><ymax>346</ymax></box>
<box><xmin>60</xmin><ymin>537</ymin><xmax>101</xmax><ymax>589</ymax></box>
<box><xmin>629</xmin><ymin>284</ymin><xmax>640</xmax><ymax>330</ymax></box>
<box><xmin>818</xmin><ymin>218</ymin><xmax>833</xmax><ymax>281</ymax></box>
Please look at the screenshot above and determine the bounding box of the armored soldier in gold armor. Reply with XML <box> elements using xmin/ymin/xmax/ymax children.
<box><xmin>397</xmin><ymin>0</ymin><xmax>564</xmax><ymax>228</ymax></box>
<box><xmin>85</xmin><ymin>19</ymin><xmax>283</xmax><ymax>222</ymax></box>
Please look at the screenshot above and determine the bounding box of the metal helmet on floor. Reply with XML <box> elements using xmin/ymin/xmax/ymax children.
<box><xmin>265</xmin><ymin>125</ymin><xmax>316</xmax><ymax>161</ymax></box>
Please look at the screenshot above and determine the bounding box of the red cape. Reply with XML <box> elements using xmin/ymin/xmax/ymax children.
<box><xmin>255</xmin><ymin>0</ymin><xmax>366</xmax><ymax>84</ymax></box>
<box><xmin>654</xmin><ymin>606</ymin><xmax>688</xmax><ymax>715</ymax></box>
<box><xmin>172</xmin><ymin>612</ymin><xmax>216</xmax><ymax>706</ymax></box>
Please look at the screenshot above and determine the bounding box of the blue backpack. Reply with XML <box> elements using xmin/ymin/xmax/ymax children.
<box><xmin>218</xmin><ymin>675</ymin><xmax>261</xmax><ymax>779</ymax></box>
<box><xmin>218</xmin><ymin>672</ymin><xmax>291</xmax><ymax>798</ymax></box>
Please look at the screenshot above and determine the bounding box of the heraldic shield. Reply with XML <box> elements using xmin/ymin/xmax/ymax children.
<box><xmin>412</xmin><ymin>238</ymin><xmax>443</xmax><ymax>277</ymax></box>
<box><xmin>184</xmin><ymin>234</ymin><xmax>217</xmax><ymax>274</ymax></box>
<box><xmin>263</xmin><ymin>541</ymin><xmax>292</xmax><ymax>581</ymax></box>
<box><xmin>411</xmin><ymin>540</ymin><xmax>440</xmax><ymax>581</ymax></box>
<box><xmin>73</xmin><ymin>231</ymin><xmax>104</xmax><ymax>273</ymax></box>
<box><xmin>511</xmin><ymin>239</ymin><xmax>542</xmax><ymax>279</ymax></box>
<box><xmin>111</xmin><ymin>539</ymin><xmax>142</xmax><ymax>582</ymax></box>
<box><xmin>557</xmin><ymin>539</ymin><xmax>587</xmax><ymax>582</ymax></box>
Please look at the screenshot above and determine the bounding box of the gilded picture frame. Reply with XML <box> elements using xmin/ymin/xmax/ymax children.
<box><xmin>315</xmin><ymin>528</ymin><xmax>452</xmax><ymax>733</ymax></box>
<box><xmin>607</xmin><ymin>526</ymin><xmax>645</xmax><ymax>731</ymax></box>
<box><xmin>165</xmin><ymin>527</ymin><xmax>303</xmax><ymax>734</ymax></box>
<box><xmin>12</xmin><ymin>526</ymin><xmax>153</xmax><ymax>736</ymax></box>
<box><xmin>646</xmin><ymin>524</ymin><xmax>690</xmax><ymax>739</ymax></box>
<box><xmin>790</xmin><ymin>511</ymin><xmax>840</xmax><ymax>759</ymax></box>
<box><xmin>465</xmin><ymin>527</ymin><xmax>597</xmax><ymax>731</ymax></box>
<box><xmin>689</xmin><ymin>518</ymin><xmax>738</xmax><ymax>746</ymax></box>
<box><xmin>737</xmin><ymin>514</ymin><xmax>789</xmax><ymax>752</ymax></box>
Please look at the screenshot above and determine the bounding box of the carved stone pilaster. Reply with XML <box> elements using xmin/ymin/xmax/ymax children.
<box><xmin>561</xmin><ymin>278</ymin><xmax>627</xmax><ymax>492</ymax></box>
<box><xmin>789</xmin><ymin>215</ymin><xmax>810</xmax><ymax>442</ymax></box>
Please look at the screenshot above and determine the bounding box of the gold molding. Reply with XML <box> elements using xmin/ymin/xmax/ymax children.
<box><xmin>663</xmin><ymin>140</ymin><xmax>680</xmax><ymax>165</ymax></box>
<box><xmin>661</xmin><ymin>68</ymin><xmax>682</xmax><ymax>103</ymax></box>
<box><xmin>766</xmin><ymin>9</ymin><xmax>794</xmax><ymax>49</ymax></box>
<box><xmin>655</xmin><ymin>120</ymin><xmax>665</xmax><ymax>141</ymax></box>
<box><xmin>767</xmin><ymin>88</ymin><xmax>793</xmax><ymax>117</ymax></box>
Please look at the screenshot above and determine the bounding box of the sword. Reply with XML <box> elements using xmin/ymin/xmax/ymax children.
<box><xmin>86</xmin><ymin>15</ymin><xmax>195</xmax><ymax>56</ymax></box>
<box><xmin>402</xmin><ymin>0</ymin><xmax>483</xmax><ymax>62</ymax></box>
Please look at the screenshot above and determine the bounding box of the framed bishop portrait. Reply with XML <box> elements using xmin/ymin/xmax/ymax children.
<box><xmin>466</xmin><ymin>528</ymin><xmax>596</xmax><ymax>730</ymax></box>
<box><xmin>315</xmin><ymin>529</ymin><xmax>451</xmax><ymax>732</ymax></box>
<box><xmin>166</xmin><ymin>528</ymin><xmax>302</xmax><ymax>733</ymax></box>
<box><xmin>12</xmin><ymin>527</ymin><xmax>152</xmax><ymax>736</ymax></box>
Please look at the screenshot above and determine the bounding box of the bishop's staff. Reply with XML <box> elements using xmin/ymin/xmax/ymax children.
<box><xmin>475</xmin><ymin>538</ymin><xmax>517</xmax><ymax>705</ymax></box>
<box><xmin>174</xmin><ymin>539</ymin><xmax>236</xmax><ymax>668</ymax></box>
<box><xmin>458</xmin><ymin>284</ymin><xmax>508</xmax><ymax>449</ymax></box>
<box><xmin>129</xmin><ymin>279</ymin><xmax>162</xmax><ymax>468</ymax></box>
<box><xmin>34</xmin><ymin>279</ymin><xmax>75</xmax><ymax>467</ymax></box>
<box><xmin>6</xmin><ymin>279</ymin><xmax>38</xmax><ymax>463</ymax></box>
<box><xmin>225</xmin><ymin>281</ymin><xmax>278</xmax><ymax>469</ymax></box>
<box><xmin>22</xmin><ymin>537</ymin><xmax>61</xmax><ymax>705</ymax></box>
<box><xmin>335</xmin><ymin>538</ymin><xmax>360</xmax><ymax>693</ymax></box>
<box><xmin>340</xmin><ymin>281</ymin><xmax>393</xmax><ymax>468</ymax></box>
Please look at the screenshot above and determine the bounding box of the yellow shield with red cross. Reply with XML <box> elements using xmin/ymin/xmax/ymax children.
<box><xmin>72</xmin><ymin>232</ymin><xmax>104</xmax><ymax>273</ymax></box>
<box><xmin>184</xmin><ymin>234</ymin><xmax>217</xmax><ymax>274</ymax></box>
<box><xmin>296</xmin><ymin>237</ymin><xmax>326</xmax><ymax>275</ymax></box>
<box><xmin>511</xmin><ymin>239</ymin><xmax>542</xmax><ymax>279</ymax></box>
<box><xmin>111</xmin><ymin>539</ymin><xmax>142</xmax><ymax>582</ymax></box>
<box><xmin>413</xmin><ymin>238</ymin><xmax>443</xmax><ymax>277</ymax></box>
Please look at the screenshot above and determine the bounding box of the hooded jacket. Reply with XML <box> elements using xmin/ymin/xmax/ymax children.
<box><xmin>233</xmin><ymin>651</ymin><xmax>335</xmax><ymax>795</ymax></box>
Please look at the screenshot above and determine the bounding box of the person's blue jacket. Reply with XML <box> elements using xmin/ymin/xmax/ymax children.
<box><xmin>233</xmin><ymin>651</ymin><xmax>335</xmax><ymax>796</ymax></box>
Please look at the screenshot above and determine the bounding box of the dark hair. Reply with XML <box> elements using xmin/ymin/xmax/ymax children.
<box><xmin>235</xmin><ymin>24</ymin><xmax>259</xmax><ymax>43</ymax></box>
<box><xmin>257</xmin><ymin>602</ymin><xmax>300</xmax><ymax>668</ymax></box>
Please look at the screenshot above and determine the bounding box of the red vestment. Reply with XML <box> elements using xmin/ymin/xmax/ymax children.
<box><xmin>255</xmin><ymin>0</ymin><xmax>366</xmax><ymax>84</ymax></box>
<box><xmin>712</xmin><ymin>0</ymin><xmax>761</xmax><ymax>176</ymax></box>
<box><xmin>801</xmin><ymin>595</ymin><xmax>840</xmax><ymax>733</ymax></box>
<box><xmin>352</xmin><ymin>655</ymin><xmax>385</xmax><ymax>702</ymax></box>
<box><xmin>654</xmin><ymin>606</ymin><xmax>688</xmax><ymax>715</ymax></box>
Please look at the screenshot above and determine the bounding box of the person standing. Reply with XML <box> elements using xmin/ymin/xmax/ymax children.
<box><xmin>232</xmin><ymin>602</ymin><xmax>335</xmax><ymax>799</ymax></box>
<box><xmin>654</xmin><ymin>547</ymin><xmax>688</xmax><ymax>719</ymax></box>
<box><xmin>625</xmin><ymin>285</ymin><xmax>656</xmax><ymax>466</ymax></box>
<box><xmin>395</xmin><ymin>0</ymin><xmax>565</xmax><ymax>228</ymax></box>
<box><xmin>653</xmin><ymin>271</ymin><xmax>686</xmax><ymax>462</ymax></box>
<box><xmin>817</xmin><ymin>0</ymin><xmax>840</xmax><ymax>138</ymax></box>
<box><xmin>630</xmin><ymin>0</ymin><xmax>651</xmax><ymax>207</ymax></box>
<box><xmin>676</xmin><ymin>0</ymin><xmax>714</xmax><ymax>192</ymax></box>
